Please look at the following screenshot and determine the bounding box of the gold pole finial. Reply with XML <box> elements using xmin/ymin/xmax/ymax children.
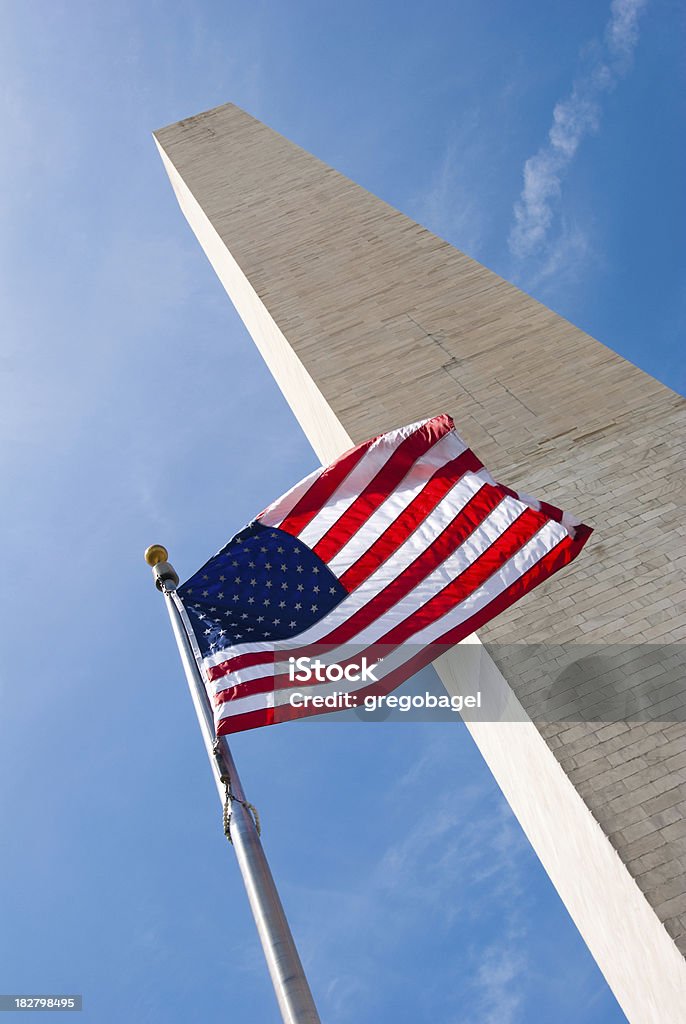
<box><xmin>145</xmin><ymin>544</ymin><xmax>169</xmax><ymax>567</ymax></box>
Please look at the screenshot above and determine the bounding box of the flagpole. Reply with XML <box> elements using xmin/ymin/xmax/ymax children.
<box><xmin>144</xmin><ymin>545</ymin><xmax>321</xmax><ymax>1024</ymax></box>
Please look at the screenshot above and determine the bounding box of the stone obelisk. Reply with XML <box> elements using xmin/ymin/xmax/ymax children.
<box><xmin>154</xmin><ymin>103</ymin><xmax>686</xmax><ymax>1024</ymax></box>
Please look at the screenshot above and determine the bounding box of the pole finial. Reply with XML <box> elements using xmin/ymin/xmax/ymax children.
<box><xmin>145</xmin><ymin>544</ymin><xmax>169</xmax><ymax>567</ymax></box>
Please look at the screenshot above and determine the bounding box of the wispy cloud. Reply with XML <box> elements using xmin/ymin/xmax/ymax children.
<box><xmin>411</xmin><ymin>109</ymin><xmax>494</xmax><ymax>260</ymax></box>
<box><xmin>508</xmin><ymin>0</ymin><xmax>647</xmax><ymax>265</ymax></box>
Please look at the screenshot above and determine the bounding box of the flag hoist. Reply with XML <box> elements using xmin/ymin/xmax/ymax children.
<box><xmin>144</xmin><ymin>544</ymin><xmax>321</xmax><ymax>1024</ymax></box>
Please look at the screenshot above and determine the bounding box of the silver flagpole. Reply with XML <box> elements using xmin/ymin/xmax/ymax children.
<box><xmin>144</xmin><ymin>545</ymin><xmax>321</xmax><ymax>1024</ymax></box>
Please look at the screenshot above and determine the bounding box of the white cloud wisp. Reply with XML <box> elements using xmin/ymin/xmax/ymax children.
<box><xmin>508</xmin><ymin>0</ymin><xmax>647</xmax><ymax>263</ymax></box>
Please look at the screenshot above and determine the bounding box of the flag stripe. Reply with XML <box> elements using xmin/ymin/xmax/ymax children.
<box><xmin>312</xmin><ymin>415</ymin><xmax>456</xmax><ymax>562</ymax></box>
<box><xmin>257</xmin><ymin>465</ymin><xmax>323</xmax><ymax>527</ymax></box>
<box><xmin>274</xmin><ymin>437</ymin><xmax>375</xmax><ymax>535</ymax></box>
<box><xmin>337</xmin><ymin>449</ymin><xmax>483</xmax><ymax>590</ymax></box>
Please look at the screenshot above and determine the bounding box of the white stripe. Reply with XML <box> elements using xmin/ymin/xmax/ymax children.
<box><xmin>327</xmin><ymin>430</ymin><xmax>467</xmax><ymax>576</ymax></box>
<box><xmin>259</xmin><ymin>417</ymin><xmax>438</xmax><ymax>531</ymax></box>
<box><xmin>215</xmin><ymin>521</ymin><xmax>565</xmax><ymax>723</ymax></box>
<box><xmin>258</xmin><ymin>465</ymin><xmax>324</xmax><ymax>528</ymax></box>
<box><xmin>202</xmin><ymin>470</ymin><xmax>492</xmax><ymax>672</ymax></box>
<box><xmin>296</xmin><ymin>435</ymin><xmax>408</xmax><ymax>548</ymax></box>
<box><xmin>515</xmin><ymin>490</ymin><xmax>541</xmax><ymax>512</ymax></box>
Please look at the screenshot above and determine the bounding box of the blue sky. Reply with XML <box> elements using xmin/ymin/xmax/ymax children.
<box><xmin>1</xmin><ymin>1</ymin><xmax>683</xmax><ymax>1021</ymax></box>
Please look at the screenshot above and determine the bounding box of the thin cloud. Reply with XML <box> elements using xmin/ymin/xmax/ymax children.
<box><xmin>294</xmin><ymin>728</ymin><xmax>533</xmax><ymax>1022</ymax></box>
<box><xmin>412</xmin><ymin>109</ymin><xmax>490</xmax><ymax>259</ymax></box>
<box><xmin>508</xmin><ymin>0</ymin><xmax>647</xmax><ymax>262</ymax></box>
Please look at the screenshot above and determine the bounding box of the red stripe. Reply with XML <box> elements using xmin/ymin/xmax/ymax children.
<box><xmin>538</xmin><ymin>499</ymin><xmax>562</xmax><ymax>523</ymax></box>
<box><xmin>216</xmin><ymin>706</ymin><xmax>274</xmax><ymax>736</ymax></box>
<box><xmin>214</xmin><ymin>674</ymin><xmax>277</xmax><ymax>705</ymax></box>
<box><xmin>207</xmin><ymin>649</ymin><xmax>274</xmax><ymax>683</ymax></box>
<box><xmin>340</xmin><ymin>449</ymin><xmax>483</xmax><ymax>591</ymax></box>
<box><xmin>496</xmin><ymin>483</ymin><xmax>567</xmax><ymax>525</ymax></box>
<box><xmin>312</xmin><ymin>414</ymin><xmax>455</xmax><ymax>562</ymax></box>
<box><xmin>277</xmin><ymin>437</ymin><xmax>375</xmax><ymax>536</ymax></box>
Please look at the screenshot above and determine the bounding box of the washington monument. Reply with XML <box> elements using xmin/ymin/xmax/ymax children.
<box><xmin>154</xmin><ymin>102</ymin><xmax>686</xmax><ymax>1024</ymax></box>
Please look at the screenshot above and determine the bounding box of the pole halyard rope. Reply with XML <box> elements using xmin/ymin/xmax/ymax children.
<box><xmin>213</xmin><ymin>740</ymin><xmax>261</xmax><ymax>844</ymax></box>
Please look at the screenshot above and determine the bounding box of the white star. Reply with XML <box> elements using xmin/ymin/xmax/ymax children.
<box><xmin>273</xmin><ymin>618</ymin><xmax>281</xmax><ymax>625</ymax></box>
<box><xmin>329</xmin><ymin>587</ymin><xmax>337</xmax><ymax>594</ymax></box>
<box><xmin>296</xmin><ymin>565</ymin><xmax>303</xmax><ymax>573</ymax></box>
<box><xmin>247</xmin><ymin>596</ymin><xmax>255</xmax><ymax>604</ymax></box>
<box><xmin>248</xmin><ymin>561</ymin><xmax>255</xmax><ymax>568</ymax></box>
<box><xmin>289</xmin><ymin>620</ymin><xmax>297</xmax><ymax>628</ymax></box>
<box><xmin>241</xmin><ymin>613</ymin><xmax>248</xmax><ymax>620</ymax></box>
<box><xmin>218</xmin><ymin>592</ymin><xmax>224</xmax><ymax>600</ymax></box>
<box><xmin>295</xmin><ymin>602</ymin><xmax>302</xmax><ymax>610</ymax></box>
<box><xmin>297</xmin><ymin>584</ymin><xmax>304</xmax><ymax>592</ymax></box>
<box><xmin>313</xmin><ymin>586</ymin><xmax>320</xmax><ymax>594</ymax></box>
<box><xmin>202</xmin><ymin>590</ymin><xmax>209</xmax><ymax>597</ymax></box>
<box><xmin>279</xmin><ymin>601</ymin><xmax>286</xmax><ymax>609</ymax></box>
<box><xmin>219</xmin><ymin>576</ymin><xmax>225</xmax><ymax>583</ymax></box>
<box><xmin>312</xmin><ymin>567</ymin><xmax>320</xmax><ymax>574</ymax></box>
<box><xmin>234</xmin><ymin>577</ymin><xmax>241</xmax><ymax>584</ymax></box>
<box><xmin>265</xmin><ymin>562</ymin><xmax>272</xmax><ymax>570</ymax></box>
<box><xmin>281</xmin><ymin>582</ymin><xmax>288</xmax><ymax>590</ymax></box>
<box><xmin>263</xmin><ymin>598</ymin><xmax>271</xmax><ymax>606</ymax></box>
<box><xmin>265</xmin><ymin>580</ymin><xmax>272</xmax><ymax>589</ymax></box>
<box><xmin>257</xmin><ymin>615</ymin><xmax>265</xmax><ymax>622</ymax></box>
<box><xmin>203</xmin><ymin>574</ymin><xmax>209</xmax><ymax>580</ymax></box>
<box><xmin>232</xmin><ymin>594</ymin><xmax>240</xmax><ymax>602</ymax></box>
<box><xmin>311</xmin><ymin>604</ymin><xmax>318</xmax><ymax>612</ymax></box>
<box><xmin>260</xmin><ymin>546</ymin><xmax>267</xmax><ymax>553</ymax></box>
<box><xmin>277</xmin><ymin>546</ymin><xmax>284</xmax><ymax>553</ymax></box>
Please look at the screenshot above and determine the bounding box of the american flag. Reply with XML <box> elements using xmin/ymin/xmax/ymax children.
<box><xmin>177</xmin><ymin>414</ymin><xmax>592</xmax><ymax>735</ymax></box>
